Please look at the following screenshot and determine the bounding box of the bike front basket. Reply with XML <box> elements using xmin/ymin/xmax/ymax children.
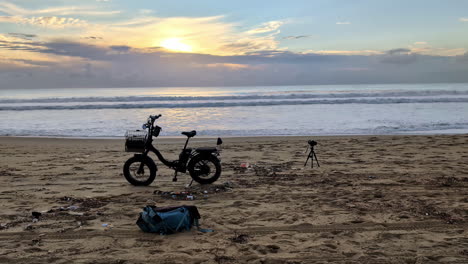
<box><xmin>125</xmin><ymin>130</ymin><xmax>147</xmax><ymax>152</ymax></box>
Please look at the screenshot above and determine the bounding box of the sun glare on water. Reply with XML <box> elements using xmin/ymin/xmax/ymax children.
<box><xmin>160</xmin><ymin>38</ymin><xmax>192</xmax><ymax>52</ymax></box>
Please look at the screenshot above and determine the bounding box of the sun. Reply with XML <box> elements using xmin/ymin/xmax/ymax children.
<box><xmin>160</xmin><ymin>38</ymin><xmax>192</xmax><ymax>52</ymax></box>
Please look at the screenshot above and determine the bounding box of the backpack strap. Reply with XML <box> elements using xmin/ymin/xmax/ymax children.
<box><xmin>193</xmin><ymin>218</ymin><xmax>214</xmax><ymax>233</ymax></box>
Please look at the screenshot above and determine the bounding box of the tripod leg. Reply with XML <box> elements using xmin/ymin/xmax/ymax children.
<box><xmin>313</xmin><ymin>151</ymin><xmax>320</xmax><ymax>167</ymax></box>
<box><xmin>304</xmin><ymin>152</ymin><xmax>311</xmax><ymax>167</ymax></box>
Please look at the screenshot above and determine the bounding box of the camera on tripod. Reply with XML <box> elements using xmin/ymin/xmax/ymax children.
<box><xmin>304</xmin><ymin>140</ymin><xmax>320</xmax><ymax>168</ymax></box>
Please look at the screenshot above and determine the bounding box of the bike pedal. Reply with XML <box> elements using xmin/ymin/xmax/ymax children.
<box><xmin>172</xmin><ymin>178</ymin><xmax>178</xmax><ymax>182</ymax></box>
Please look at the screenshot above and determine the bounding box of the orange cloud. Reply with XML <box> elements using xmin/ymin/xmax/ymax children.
<box><xmin>202</xmin><ymin>63</ymin><xmax>252</xmax><ymax>70</ymax></box>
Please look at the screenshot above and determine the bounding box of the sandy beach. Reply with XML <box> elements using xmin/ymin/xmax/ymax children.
<box><xmin>0</xmin><ymin>134</ymin><xmax>467</xmax><ymax>263</ymax></box>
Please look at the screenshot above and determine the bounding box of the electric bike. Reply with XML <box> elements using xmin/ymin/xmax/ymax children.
<box><xmin>123</xmin><ymin>114</ymin><xmax>222</xmax><ymax>186</ymax></box>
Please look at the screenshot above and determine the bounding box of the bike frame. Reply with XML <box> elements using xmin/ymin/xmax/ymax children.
<box><xmin>143</xmin><ymin>144</ymin><xmax>178</xmax><ymax>168</ymax></box>
<box><xmin>139</xmin><ymin>116</ymin><xmax>193</xmax><ymax>171</ymax></box>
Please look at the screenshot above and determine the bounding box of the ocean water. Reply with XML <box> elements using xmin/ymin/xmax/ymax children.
<box><xmin>1</xmin><ymin>83</ymin><xmax>468</xmax><ymax>137</ymax></box>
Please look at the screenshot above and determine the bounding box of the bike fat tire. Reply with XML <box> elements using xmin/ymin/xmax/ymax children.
<box><xmin>188</xmin><ymin>155</ymin><xmax>221</xmax><ymax>184</ymax></box>
<box><xmin>123</xmin><ymin>156</ymin><xmax>157</xmax><ymax>186</ymax></box>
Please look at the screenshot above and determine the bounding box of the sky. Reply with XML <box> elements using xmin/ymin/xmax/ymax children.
<box><xmin>0</xmin><ymin>0</ymin><xmax>467</xmax><ymax>88</ymax></box>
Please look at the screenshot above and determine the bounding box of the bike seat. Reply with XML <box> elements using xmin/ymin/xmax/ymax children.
<box><xmin>181</xmin><ymin>130</ymin><xmax>197</xmax><ymax>138</ymax></box>
<box><xmin>196</xmin><ymin>147</ymin><xmax>217</xmax><ymax>153</ymax></box>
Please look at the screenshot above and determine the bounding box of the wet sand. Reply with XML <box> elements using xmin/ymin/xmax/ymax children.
<box><xmin>0</xmin><ymin>135</ymin><xmax>467</xmax><ymax>263</ymax></box>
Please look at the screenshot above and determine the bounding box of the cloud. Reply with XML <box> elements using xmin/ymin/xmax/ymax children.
<box><xmin>407</xmin><ymin>42</ymin><xmax>466</xmax><ymax>56</ymax></box>
<box><xmin>282</xmin><ymin>35</ymin><xmax>314</xmax><ymax>40</ymax></box>
<box><xmin>0</xmin><ymin>57</ymin><xmax>46</xmax><ymax>69</ymax></box>
<box><xmin>8</xmin><ymin>33</ymin><xmax>37</xmax><ymax>39</ymax></box>
<box><xmin>0</xmin><ymin>2</ymin><xmax>120</xmax><ymax>16</ymax></box>
<box><xmin>246</xmin><ymin>21</ymin><xmax>284</xmax><ymax>34</ymax></box>
<box><xmin>139</xmin><ymin>9</ymin><xmax>154</xmax><ymax>15</ymax></box>
<box><xmin>109</xmin><ymin>45</ymin><xmax>131</xmax><ymax>54</ymax></box>
<box><xmin>0</xmin><ymin>15</ymin><xmax>87</xmax><ymax>28</ymax></box>
<box><xmin>0</xmin><ymin>15</ymin><xmax>19</xmax><ymax>23</ymax></box>
<box><xmin>0</xmin><ymin>3</ymin><xmax>279</xmax><ymax>57</ymax></box>
<box><xmin>199</xmin><ymin>63</ymin><xmax>253</xmax><ymax>70</ymax></box>
<box><xmin>83</xmin><ymin>36</ymin><xmax>103</xmax><ymax>40</ymax></box>
<box><xmin>2</xmin><ymin>7</ymin><xmax>281</xmax><ymax>56</ymax></box>
<box><xmin>24</xmin><ymin>16</ymin><xmax>88</xmax><ymax>28</ymax></box>
<box><xmin>380</xmin><ymin>48</ymin><xmax>417</xmax><ymax>64</ymax></box>
<box><xmin>0</xmin><ymin>33</ymin><xmax>45</xmax><ymax>52</ymax></box>
<box><xmin>387</xmin><ymin>48</ymin><xmax>411</xmax><ymax>55</ymax></box>
<box><xmin>459</xmin><ymin>18</ymin><xmax>468</xmax><ymax>22</ymax></box>
<box><xmin>410</xmin><ymin>47</ymin><xmax>465</xmax><ymax>56</ymax></box>
<box><xmin>84</xmin><ymin>15</ymin><xmax>282</xmax><ymax>55</ymax></box>
<box><xmin>220</xmin><ymin>37</ymin><xmax>281</xmax><ymax>55</ymax></box>
<box><xmin>1</xmin><ymin>39</ymin><xmax>468</xmax><ymax>89</ymax></box>
<box><xmin>307</xmin><ymin>50</ymin><xmax>383</xmax><ymax>55</ymax></box>
<box><xmin>336</xmin><ymin>21</ymin><xmax>351</xmax><ymax>25</ymax></box>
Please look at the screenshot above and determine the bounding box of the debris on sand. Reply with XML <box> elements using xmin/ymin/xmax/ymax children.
<box><xmin>431</xmin><ymin>176</ymin><xmax>464</xmax><ymax>187</ymax></box>
<box><xmin>234</xmin><ymin>162</ymin><xmax>253</xmax><ymax>173</ymax></box>
<box><xmin>153</xmin><ymin>190</ymin><xmax>198</xmax><ymax>201</ymax></box>
<box><xmin>59</xmin><ymin>205</ymin><xmax>79</xmax><ymax>211</ymax></box>
<box><xmin>60</xmin><ymin>196</ymin><xmax>73</xmax><ymax>202</ymax></box>
<box><xmin>56</xmin><ymin>196</ymin><xmax>108</xmax><ymax>210</ymax></box>
<box><xmin>154</xmin><ymin>182</ymin><xmax>234</xmax><ymax>201</ymax></box>
<box><xmin>413</xmin><ymin>203</ymin><xmax>463</xmax><ymax>224</ymax></box>
<box><xmin>31</xmin><ymin>212</ymin><xmax>42</xmax><ymax>223</ymax></box>
<box><xmin>230</xmin><ymin>232</ymin><xmax>250</xmax><ymax>244</ymax></box>
<box><xmin>266</xmin><ymin>244</ymin><xmax>280</xmax><ymax>253</ymax></box>
<box><xmin>240</xmin><ymin>162</ymin><xmax>250</xmax><ymax>168</ymax></box>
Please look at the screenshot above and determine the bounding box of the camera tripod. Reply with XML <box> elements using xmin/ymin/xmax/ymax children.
<box><xmin>304</xmin><ymin>140</ymin><xmax>320</xmax><ymax>168</ymax></box>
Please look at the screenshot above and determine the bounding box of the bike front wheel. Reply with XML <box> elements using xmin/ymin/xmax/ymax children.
<box><xmin>188</xmin><ymin>155</ymin><xmax>221</xmax><ymax>184</ymax></box>
<box><xmin>123</xmin><ymin>156</ymin><xmax>157</xmax><ymax>186</ymax></box>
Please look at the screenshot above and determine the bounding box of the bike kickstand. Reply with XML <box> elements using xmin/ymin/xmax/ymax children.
<box><xmin>172</xmin><ymin>171</ymin><xmax>178</xmax><ymax>182</ymax></box>
<box><xmin>187</xmin><ymin>179</ymin><xmax>194</xmax><ymax>188</ymax></box>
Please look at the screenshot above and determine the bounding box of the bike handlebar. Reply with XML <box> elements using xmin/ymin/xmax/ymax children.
<box><xmin>150</xmin><ymin>114</ymin><xmax>162</xmax><ymax>121</ymax></box>
<box><xmin>146</xmin><ymin>114</ymin><xmax>162</xmax><ymax>127</ymax></box>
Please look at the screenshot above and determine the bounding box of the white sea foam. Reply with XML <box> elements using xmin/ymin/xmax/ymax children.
<box><xmin>1</xmin><ymin>89</ymin><xmax>468</xmax><ymax>104</ymax></box>
<box><xmin>1</xmin><ymin>97</ymin><xmax>467</xmax><ymax>111</ymax></box>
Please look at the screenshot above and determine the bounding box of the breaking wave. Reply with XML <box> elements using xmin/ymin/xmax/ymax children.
<box><xmin>1</xmin><ymin>89</ymin><xmax>468</xmax><ymax>104</ymax></box>
<box><xmin>1</xmin><ymin>97</ymin><xmax>468</xmax><ymax>111</ymax></box>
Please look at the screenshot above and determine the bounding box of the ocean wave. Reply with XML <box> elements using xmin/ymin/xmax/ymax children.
<box><xmin>1</xmin><ymin>97</ymin><xmax>468</xmax><ymax>111</ymax></box>
<box><xmin>1</xmin><ymin>90</ymin><xmax>468</xmax><ymax>104</ymax></box>
<box><xmin>2</xmin><ymin>121</ymin><xmax>468</xmax><ymax>137</ymax></box>
<box><xmin>371</xmin><ymin>122</ymin><xmax>468</xmax><ymax>132</ymax></box>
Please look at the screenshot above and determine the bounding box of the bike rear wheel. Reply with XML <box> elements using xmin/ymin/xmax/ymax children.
<box><xmin>123</xmin><ymin>156</ymin><xmax>157</xmax><ymax>186</ymax></box>
<box><xmin>188</xmin><ymin>155</ymin><xmax>221</xmax><ymax>184</ymax></box>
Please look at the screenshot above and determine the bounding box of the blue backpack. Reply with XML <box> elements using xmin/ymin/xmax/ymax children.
<box><xmin>136</xmin><ymin>205</ymin><xmax>201</xmax><ymax>235</ymax></box>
